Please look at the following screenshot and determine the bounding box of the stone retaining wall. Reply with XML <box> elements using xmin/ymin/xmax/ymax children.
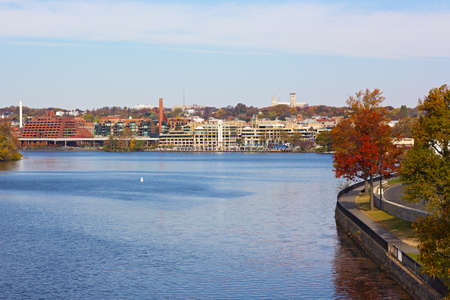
<box><xmin>374</xmin><ymin>194</ymin><xmax>429</xmax><ymax>223</ymax></box>
<box><xmin>336</xmin><ymin>184</ymin><xmax>447</xmax><ymax>300</ymax></box>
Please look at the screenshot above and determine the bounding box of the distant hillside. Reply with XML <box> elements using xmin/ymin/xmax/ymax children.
<box><xmin>1</xmin><ymin>103</ymin><xmax>418</xmax><ymax>122</ymax></box>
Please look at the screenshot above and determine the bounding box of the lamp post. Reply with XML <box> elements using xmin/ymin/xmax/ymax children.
<box><xmin>378</xmin><ymin>153</ymin><xmax>383</xmax><ymax>201</ymax></box>
<box><xmin>379</xmin><ymin>173</ymin><xmax>383</xmax><ymax>200</ymax></box>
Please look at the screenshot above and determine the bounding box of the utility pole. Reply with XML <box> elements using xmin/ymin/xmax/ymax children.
<box><xmin>19</xmin><ymin>99</ymin><xmax>23</xmax><ymax>129</ymax></box>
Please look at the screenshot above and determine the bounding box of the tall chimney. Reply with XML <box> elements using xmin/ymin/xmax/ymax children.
<box><xmin>159</xmin><ymin>98</ymin><xmax>164</xmax><ymax>134</ymax></box>
<box><xmin>19</xmin><ymin>99</ymin><xmax>23</xmax><ymax>128</ymax></box>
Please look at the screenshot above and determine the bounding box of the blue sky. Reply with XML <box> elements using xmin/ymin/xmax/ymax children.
<box><xmin>1</xmin><ymin>0</ymin><xmax>449</xmax><ymax>109</ymax></box>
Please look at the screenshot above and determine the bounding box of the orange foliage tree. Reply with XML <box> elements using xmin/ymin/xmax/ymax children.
<box><xmin>332</xmin><ymin>89</ymin><xmax>402</xmax><ymax>209</ymax></box>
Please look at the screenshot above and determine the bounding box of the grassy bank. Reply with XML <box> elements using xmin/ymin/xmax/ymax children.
<box><xmin>387</xmin><ymin>176</ymin><xmax>403</xmax><ymax>187</ymax></box>
<box><xmin>355</xmin><ymin>193</ymin><xmax>418</xmax><ymax>248</ymax></box>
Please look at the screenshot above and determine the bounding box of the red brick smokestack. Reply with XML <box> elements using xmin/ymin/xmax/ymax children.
<box><xmin>159</xmin><ymin>98</ymin><xmax>164</xmax><ymax>134</ymax></box>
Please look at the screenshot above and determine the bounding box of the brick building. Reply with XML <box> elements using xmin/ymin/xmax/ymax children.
<box><xmin>21</xmin><ymin>111</ymin><xmax>94</xmax><ymax>138</ymax></box>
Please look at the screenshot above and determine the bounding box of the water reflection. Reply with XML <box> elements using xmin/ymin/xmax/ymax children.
<box><xmin>0</xmin><ymin>152</ymin><xmax>410</xmax><ymax>299</ymax></box>
<box><xmin>333</xmin><ymin>228</ymin><xmax>410</xmax><ymax>299</ymax></box>
<box><xmin>0</xmin><ymin>160</ymin><xmax>21</xmax><ymax>171</ymax></box>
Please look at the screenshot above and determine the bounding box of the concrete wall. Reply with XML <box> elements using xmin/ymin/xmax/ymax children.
<box><xmin>374</xmin><ymin>194</ymin><xmax>429</xmax><ymax>223</ymax></box>
<box><xmin>336</xmin><ymin>187</ymin><xmax>446</xmax><ymax>299</ymax></box>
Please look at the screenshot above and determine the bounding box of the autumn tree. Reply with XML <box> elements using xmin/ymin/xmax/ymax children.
<box><xmin>215</xmin><ymin>108</ymin><xmax>228</xmax><ymax>119</ymax></box>
<box><xmin>401</xmin><ymin>85</ymin><xmax>449</xmax><ymax>279</ymax></box>
<box><xmin>129</xmin><ymin>137</ymin><xmax>136</xmax><ymax>151</ymax></box>
<box><xmin>0</xmin><ymin>120</ymin><xmax>22</xmax><ymax>161</ymax></box>
<box><xmin>332</xmin><ymin>89</ymin><xmax>401</xmax><ymax>209</ymax></box>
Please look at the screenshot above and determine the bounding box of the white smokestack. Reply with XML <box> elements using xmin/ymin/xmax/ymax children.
<box><xmin>19</xmin><ymin>99</ymin><xmax>23</xmax><ymax>128</ymax></box>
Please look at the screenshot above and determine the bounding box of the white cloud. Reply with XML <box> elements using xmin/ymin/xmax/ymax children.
<box><xmin>1</xmin><ymin>0</ymin><xmax>449</xmax><ymax>58</ymax></box>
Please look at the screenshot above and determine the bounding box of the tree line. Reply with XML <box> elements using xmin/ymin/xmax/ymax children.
<box><xmin>103</xmin><ymin>128</ymin><xmax>150</xmax><ymax>152</ymax></box>
<box><xmin>1</xmin><ymin>102</ymin><xmax>418</xmax><ymax>124</ymax></box>
<box><xmin>0</xmin><ymin>120</ymin><xmax>22</xmax><ymax>161</ymax></box>
<box><xmin>331</xmin><ymin>85</ymin><xmax>449</xmax><ymax>282</ymax></box>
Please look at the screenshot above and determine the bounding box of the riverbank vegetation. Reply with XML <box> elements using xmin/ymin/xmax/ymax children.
<box><xmin>103</xmin><ymin>127</ymin><xmax>149</xmax><ymax>152</ymax></box>
<box><xmin>0</xmin><ymin>120</ymin><xmax>22</xmax><ymax>161</ymax></box>
<box><xmin>315</xmin><ymin>131</ymin><xmax>334</xmax><ymax>152</ymax></box>
<box><xmin>1</xmin><ymin>102</ymin><xmax>419</xmax><ymax>125</ymax></box>
<box><xmin>400</xmin><ymin>85</ymin><xmax>449</xmax><ymax>281</ymax></box>
<box><xmin>356</xmin><ymin>193</ymin><xmax>416</xmax><ymax>245</ymax></box>
<box><xmin>103</xmin><ymin>137</ymin><xmax>148</xmax><ymax>152</ymax></box>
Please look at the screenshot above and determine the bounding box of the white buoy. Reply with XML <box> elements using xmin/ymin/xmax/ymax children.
<box><xmin>140</xmin><ymin>177</ymin><xmax>144</xmax><ymax>183</ymax></box>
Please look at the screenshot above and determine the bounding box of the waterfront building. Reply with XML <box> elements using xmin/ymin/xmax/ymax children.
<box><xmin>158</xmin><ymin>125</ymin><xmax>194</xmax><ymax>150</ymax></box>
<box><xmin>193</xmin><ymin>124</ymin><xmax>218</xmax><ymax>151</ymax></box>
<box><xmin>299</xmin><ymin>116</ymin><xmax>337</xmax><ymax>130</ymax></box>
<box><xmin>17</xmin><ymin>107</ymin><xmax>337</xmax><ymax>151</ymax></box>
<box><xmin>94</xmin><ymin>117</ymin><xmax>156</xmax><ymax>137</ymax></box>
<box><xmin>21</xmin><ymin>111</ymin><xmax>94</xmax><ymax>139</ymax></box>
<box><xmin>159</xmin><ymin>122</ymin><xmax>240</xmax><ymax>151</ymax></box>
<box><xmin>158</xmin><ymin>119</ymin><xmax>320</xmax><ymax>151</ymax></box>
<box><xmin>219</xmin><ymin>122</ymin><xmax>240</xmax><ymax>151</ymax></box>
<box><xmin>167</xmin><ymin>118</ymin><xmax>190</xmax><ymax>129</ymax></box>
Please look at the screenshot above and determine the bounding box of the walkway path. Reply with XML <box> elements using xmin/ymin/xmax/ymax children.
<box><xmin>339</xmin><ymin>185</ymin><xmax>419</xmax><ymax>255</ymax></box>
<box><xmin>384</xmin><ymin>183</ymin><xmax>426</xmax><ymax>211</ymax></box>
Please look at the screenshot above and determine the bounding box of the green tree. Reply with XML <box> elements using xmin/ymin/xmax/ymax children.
<box><xmin>392</xmin><ymin>117</ymin><xmax>416</xmax><ymax>138</ymax></box>
<box><xmin>399</xmin><ymin>104</ymin><xmax>409</xmax><ymax>119</ymax></box>
<box><xmin>104</xmin><ymin>135</ymin><xmax>119</xmax><ymax>152</ymax></box>
<box><xmin>0</xmin><ymin>120</ymin><xmax>22</xmax><ymax>161</ymax></box>
<box><xmin>284</xmin><ymin>133</ymin><xmax>307</xmax><ymax>150</ymax></box>
<box><xmin>83</xmin><ymin>113</ymin><xmax>95</xmax><ymax>122</ymax></box>
<box><xmin>315</xmin><ymin>131</ymin><xmax>333</xmax><ymax>152</ymax></box>
<box><xmin>401</xmin><ymin>85</ymin><xmax>449</xmax><ymax>280</ymax></box>
<box><xmin>167</xmin><ymin>108</ymin><xmax>183</xmax><ymax>118</ymax></box>
<box><xmin>120</xmin><ymin>127</ymin><xmax>132</xmax><ymax>150</ymax></box>
<box><xmin>268</xmin><ymin>111</ymin><xmax>278</xmax><ymax>120</ymax></box>
<box><xmin>134</xmin><ymin>140</ymin><xmax>147</xmax><ymax>151</ymax></box>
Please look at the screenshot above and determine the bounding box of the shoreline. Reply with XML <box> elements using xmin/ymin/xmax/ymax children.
<box><xmin>335</xmin><ymin>182</ymin><xmax>447</xmax><ymax>300</ymax></box>
<box><xmin>20</xmin><ymin>147</ymin><xmax>334</xmax><ymax>154</ymax></box>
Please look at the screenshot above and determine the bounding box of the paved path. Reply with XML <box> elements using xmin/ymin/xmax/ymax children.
<box><xmin>384</xmin><ymin>183</ymin><xmax>426</xmax><ymax>211</ymax></box>
<box><xmin>339</xmin><ymin>185</ymin><xmax>419</xmax><ymax>255</ymax></box>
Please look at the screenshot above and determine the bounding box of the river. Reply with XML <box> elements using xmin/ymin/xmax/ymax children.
<box><xmin>0</xmin><ymin>152</ymin><xmax>409</xmax><ymax>299</ymax></box>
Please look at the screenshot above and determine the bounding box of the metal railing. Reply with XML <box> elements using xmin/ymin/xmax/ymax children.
<box><xmin>388</xmin><ymin>244</ymin><xmax>448</xmax><ymax>297</ymax></box>
<box><xmin>336</xmin><ymin>201</ymin><xmax>388</xmax><ymax>250</ymax></box>
<box><xmin>337</xmin><ymin>181</ymin><xmax>448</xmax><ymax>297</ymax></box>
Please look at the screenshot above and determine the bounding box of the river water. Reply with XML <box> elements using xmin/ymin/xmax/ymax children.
<box><xmin>0</xmin><ymin>152</ymin><xmax>409</xmax><ymax>299</ymax></box>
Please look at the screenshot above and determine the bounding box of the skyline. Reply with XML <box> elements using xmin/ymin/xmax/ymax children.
<box><xmin>1</xmin><ymin>0</ymin><xmax>449</xmax><ymax>109</ymax></box>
